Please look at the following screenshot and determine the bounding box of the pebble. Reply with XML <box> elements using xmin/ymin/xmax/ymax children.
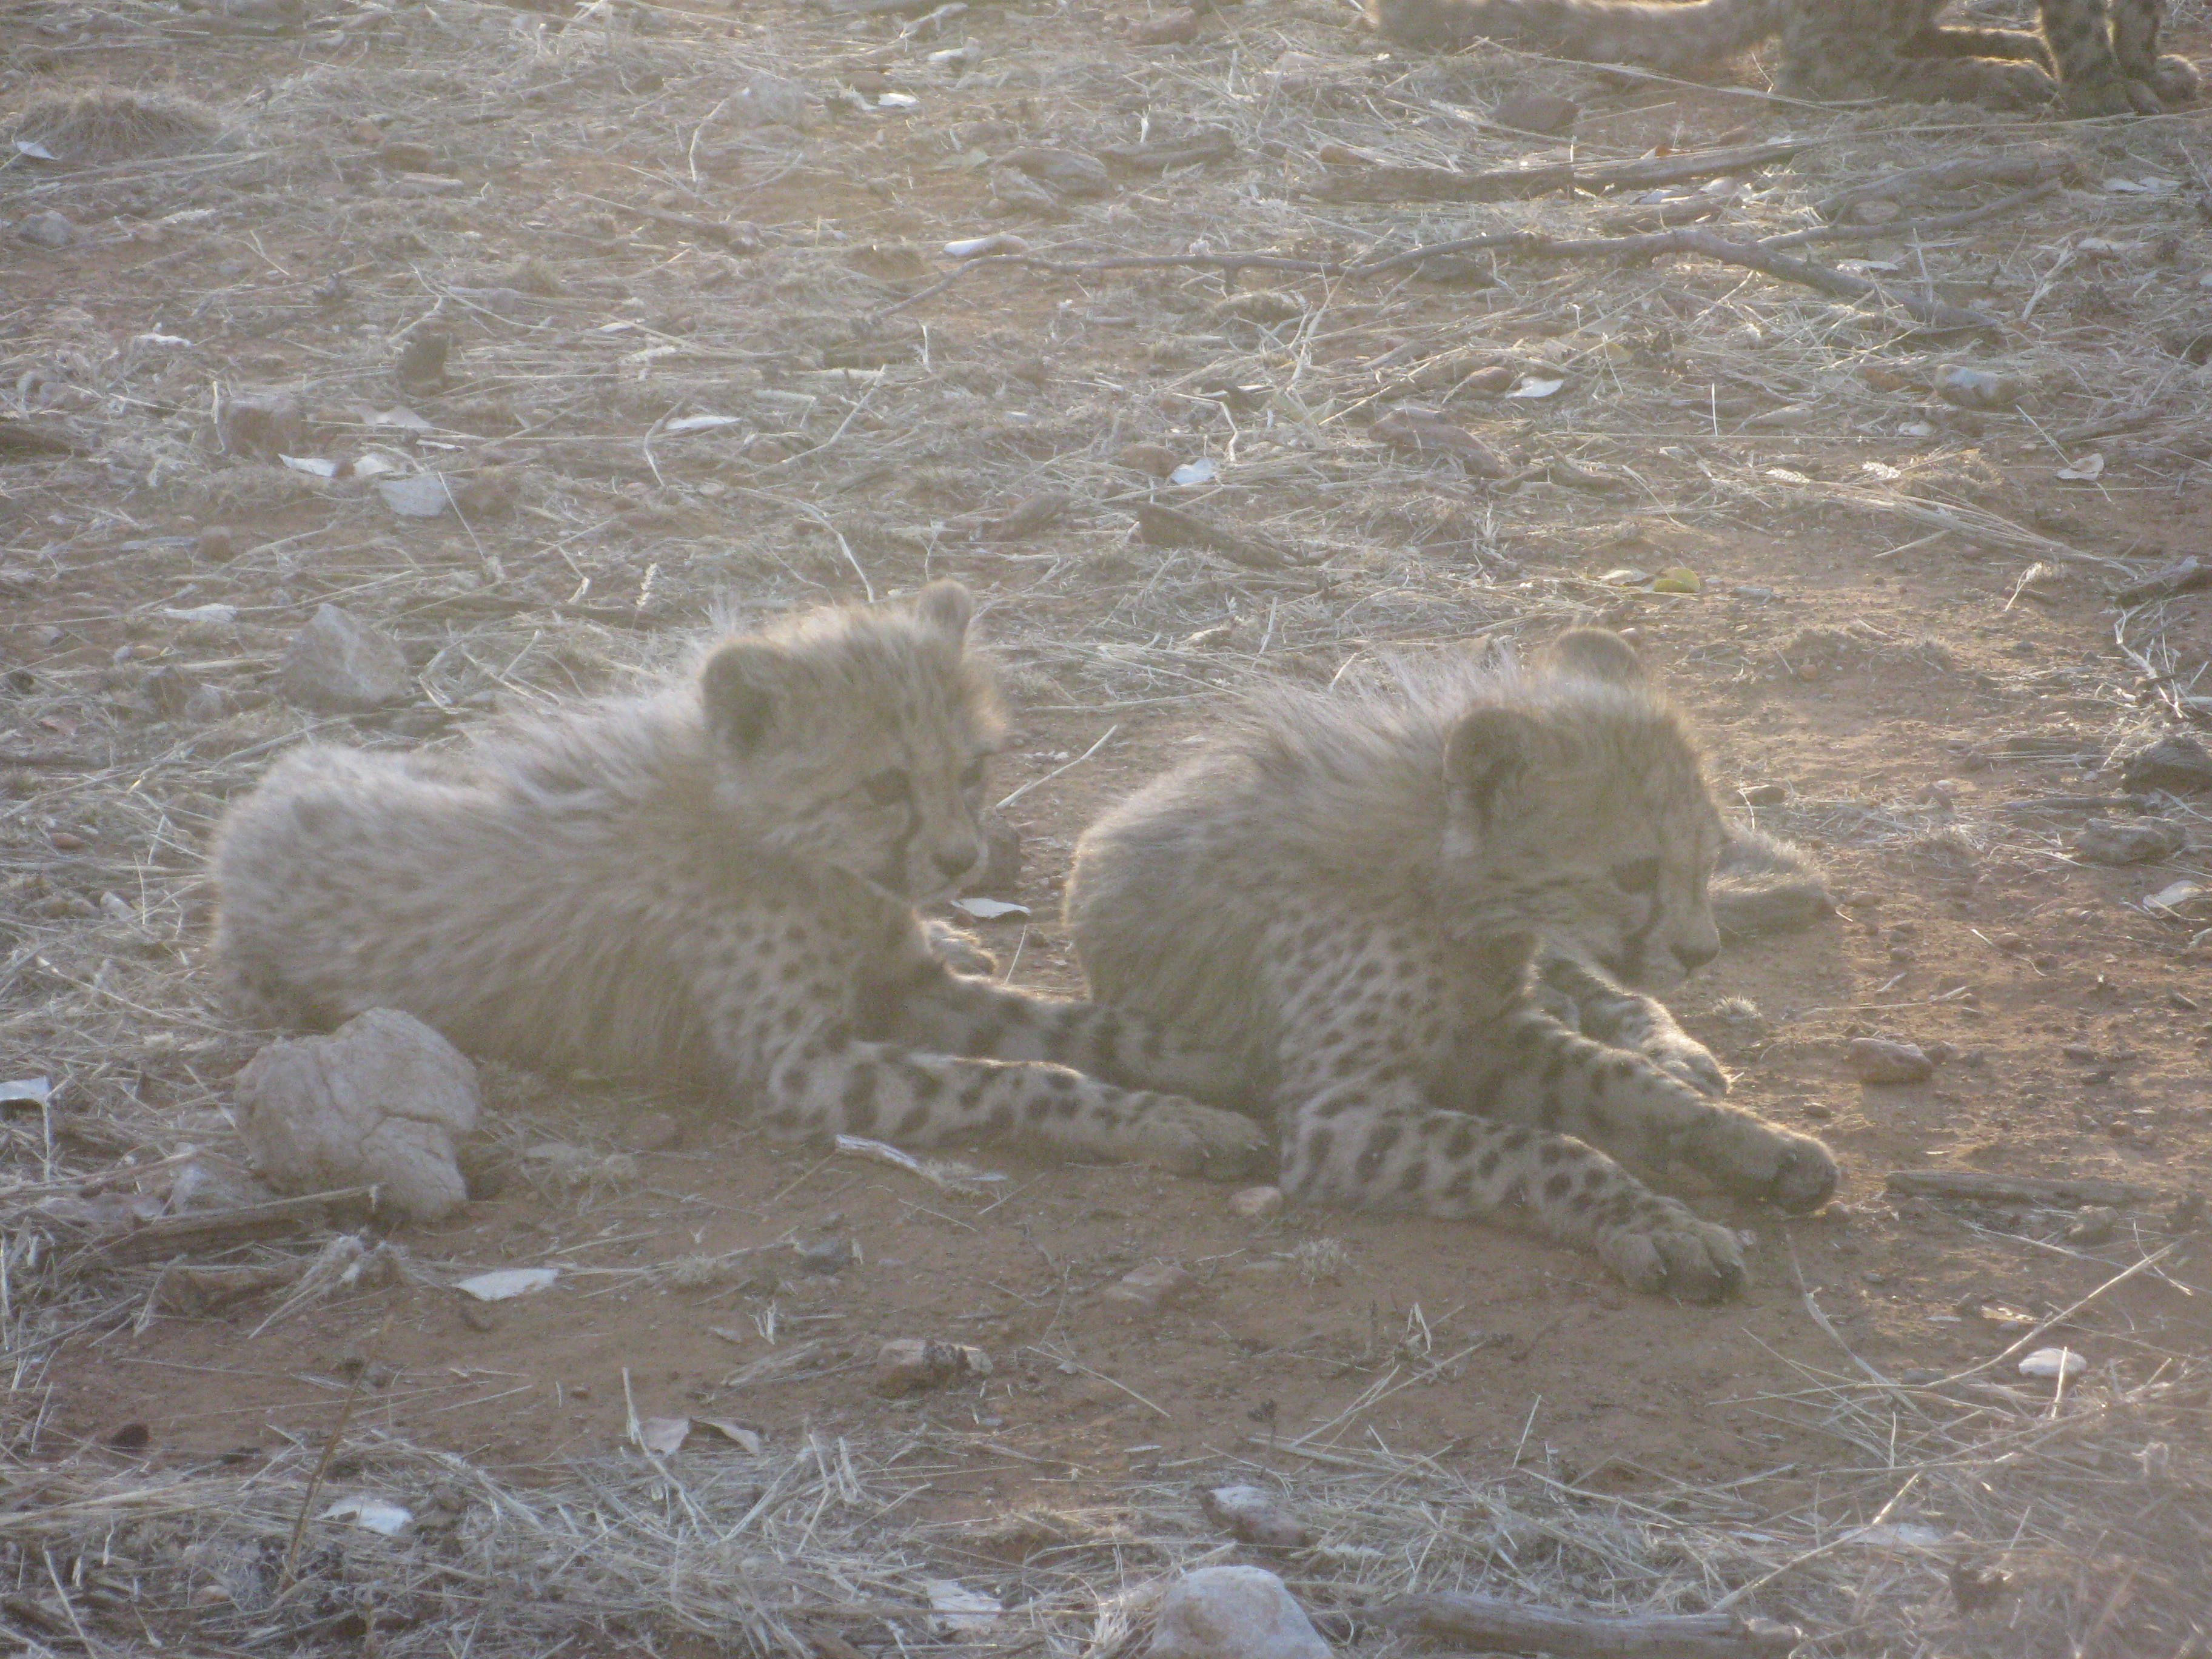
<box><xmin>1230</xmin><ymin>1185</ymin><xmax>1284</xmax><ymax>1219</ymax></box>
<box><xmin>1000</xmin><ymin>147</ymin><xmax>1113</xmax><ymax>198</ymax></box>
<box><xmin>1130</xmin><ymin>6</ymin><xmax>1198</xmax><ymax>43</ymax></box>
<box><xmin>1846</xmin><ymin>1037</ymin><xmax>1934</xmax><ymax>1085</ymax></box>
<box><xmin>2120</xmin><ymin>734</ymin><xmax>2212</xmax><ymax>794</ymax></box>
<box><xmin>2065</xmin><ymin>1206</ymin><xmax>2118</xmax><ymax>1246</ymax></box>
<box><xmin>278</xmin><ymin>604</ymin><xmax>413</xmax><ymax>714</ymax></box>
<box><xmin>874</xmin><ymin>1338</ymin><xmax>993</xmax><ymax>1397</ymax></box>
<box><xmin>1935</xmin><ymin>366</ymin><xmax>2021</xmax><ymax>410</ymax></box>
<box><xmin>2073</xmin><ymin>819</ymin><xmax>2185</xmax><ymax>865</ymax></box>
<box><xmin>193</xmin><ymin>525</ymin><xmax>241</xmax><ymax>562</ymax></box>
<box><xmin>216</xmin><ymin>388</ymin><xmax>306</xmax><ymax>460</ymax></box>
<box><xmin>1118</xmin><ymin>442</ymin><xmax>1182</xmax><ymax>477</ymax></box>
<box><xmin>1492</xmin><ymin>89</ymin><xmax>1580</xmax><ymax>135</ymax></box>
<box><xmin>622</xmin><ymin>1110</ymin><xmax>680</xmax><ymax>1153</ymax></box>
<box><xmin>1199</xmin><ymin>1484</ymin><xmax>1312</xmax><ymax>1547</ymax></box>
<box><xmin>796</xmin><ymin>1237</ymin><xmax>854</xmax><ymax>1275</ymax></box>
<box><xmin>18</xmin><ymin>212</ymin><xmax>75</xmax><ymax>249</ymax></box>
<box><xmin>1148</xmin><ymin>1566</ymin><xmax>1330</xmax><ymax>1659</ymax></box>
<box><xmin>1103</xmin><ymin>1261</ymin><xmax>1196</xmax><ymax>1313</ymax></box>
<box><xmin>2019</xmin><ymin>1347</ymin><xmax>2086</xmax><ymax>1381</ymax></box>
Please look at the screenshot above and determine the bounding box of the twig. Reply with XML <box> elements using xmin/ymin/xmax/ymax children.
<box><xmin>1361</xmin><ymin>1592</ymin><xmax>1803</xmax><ymax>1658</ymax></box>
<box><xmin>277</xmin><ymin>1363</ymin><xmax>366</xmax><ymax>1591</ymax></box>
<box><xmin>1760</xmin><ymin>179</ymin><xmax>2063</xmax><ymax>249</ymax></box>
<box><xmin>993</xmin><ymin>723</ymin><xmax>1118</xmax><ymax>813</ymax></box>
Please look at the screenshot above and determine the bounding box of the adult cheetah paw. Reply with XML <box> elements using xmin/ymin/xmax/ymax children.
<box><xmin>1597</xmin><ymin>1210</ymin><xmax>1746</xmax><ymax>1303</ymax></box>
<box><xmin>1122</xmin><ymin>1099</ymin><xmax>1272</xmax><ymax>1181</ymax></box>
<box><xmin>1641</xmin><ymin>1031</ymin><xmax>1729</xmax><ymax>1098</ymax></box>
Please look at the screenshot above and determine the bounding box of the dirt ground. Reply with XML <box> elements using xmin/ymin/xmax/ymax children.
<box><xmin>5</xmin><ymin>0</ymin><xmax>2212</xmax><ymax>1652</ymax></box>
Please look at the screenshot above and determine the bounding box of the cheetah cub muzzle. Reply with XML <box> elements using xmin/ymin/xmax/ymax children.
<box><xmin>1065</xmin><ymin>628</ymin><xmax>1839</xmax><ymax>1302</ymax></box>
<box><xmin>210</xmin><ymin>582</ymin><xmax>1267</xmax><ymax>1183</ymax></box>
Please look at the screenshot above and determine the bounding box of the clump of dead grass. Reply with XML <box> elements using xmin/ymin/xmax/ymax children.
<box><xmin>9</xmin><ymin>87</ymin><xmax>230</xmax><ymax>164</ymax></box>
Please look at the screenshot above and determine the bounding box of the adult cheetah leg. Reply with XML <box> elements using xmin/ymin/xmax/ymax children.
<box><xmin>1536</xmin><ymin>952</ymin><xmax>1729</xmax><ymax>1098</ymax></box>
<box><xmin>1461</xmin><ymin>1008</ymin><xmax>1839</xmax><ymax>1212</ymax></box>
<box><xmin>876</xmin><ymin>961</ymin><xmax>1247</xmax><ymax>1102</ymax></box>
<box><xmin>1280</xmin><ymin>1085</ymin><xmax>1747</xmax><ymax>1302</ymax></box>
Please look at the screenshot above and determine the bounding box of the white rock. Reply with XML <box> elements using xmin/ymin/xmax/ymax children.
<box><xmin>277</xmin><ymin>603</ymin><xmax>412</xmax><ymax>712</ymax></box>
<box><xmin>2019</xmin><ymin>1346</ymin><xmax>2086</xmax><ymax>1380</ymax></box>
<box><xmin>1104</xmin><ymin>1260</ymin><xmax>1196</xmax><ymax>1313</ymax></box>
<box><xmin>236</xmin><ymin>1008</ymin><xmax>480</xmax><ymax>1223</ymax></box>
<box><xmin>1148</xmin><ymin>1566</ymin><xmax>1330</xmax><ymax>1659</ymax></box>
<box><xmin>1230</xmin><ymin>1185</ymin><xmax>1284</xmax><ymax>1219</ymax></box>
<box><xmin>1201</xmin><ymin>1483</ymin><xmax>1312</xmax><ymax>1546</ymax></box>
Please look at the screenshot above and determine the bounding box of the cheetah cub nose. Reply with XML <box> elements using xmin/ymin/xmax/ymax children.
<box><xmin>1675</xmin><ymin>939</ymin><xmax>1719</xmax><ymax>971</ymax></box>
<box><xmin>934</xmin><ymin>847</ymin><xmax>979</xmax><ymax>881</ymax></box>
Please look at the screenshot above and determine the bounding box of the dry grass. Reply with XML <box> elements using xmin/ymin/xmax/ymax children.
<box><xmin>7</xmin><ymin>87</ymin><xmax>230</xmax><ymax>163</ymax></box>
<box><xmin>5</xmin><ymin>0</ymin><xmax>2212</xmax><ymax>1651</ymax></box>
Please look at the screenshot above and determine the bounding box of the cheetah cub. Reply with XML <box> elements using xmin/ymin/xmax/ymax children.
<box><xmin>211</xmin><ymin>583</ymin><xmax>1267</xmax><ymax>1180</ymax></box>
<box><xmin>1065</xmin><ymin>629</ymin><xmax>1838</xmax><ymax>1301</ymax></box>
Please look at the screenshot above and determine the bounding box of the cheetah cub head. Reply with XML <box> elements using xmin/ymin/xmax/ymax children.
<box><xmin>1443</xmin><ymin>628</ymin><xmax>1724</xmax><ymax>990</ymax></box>
<box><xmin>698</xmin><ymin>580</ymin><xmax>1008</xmax><ymax>900</ymax></box>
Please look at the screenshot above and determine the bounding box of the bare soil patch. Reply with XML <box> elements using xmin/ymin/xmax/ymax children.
<box><xmin>4</xmin><ymin>0</ymin><xmax>2211</xmax><ymax>1654</ymax></box>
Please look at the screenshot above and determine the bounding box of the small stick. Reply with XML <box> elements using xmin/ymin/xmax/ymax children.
<box><xmin>277</xmin><ymin>1361</ymin><xmax>367</xmax><ymax>1591</ymax></box>
<box><xmin>1362</xmin><ymin>1590</ymin><xmax>1803</xmax><ymax>1658</ymax></box>
<box><xmin>993</xmin><ymin>723</ymin><xmax>1118</xmax><ymax>814</ymax></box>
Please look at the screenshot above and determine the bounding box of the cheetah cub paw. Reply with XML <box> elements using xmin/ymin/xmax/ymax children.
<box><xmin>1675</xmin><ymin>1113</ymin><xmax>1839</xmax><ymax>1213</ymax></box>
<box><xmin>1118</xmin><ymin>1099</ymin><xmax>1272</xmax><ymax>1181</ymax></box>
<box><xmin>1641</xmin><ymin>1030</ymin><xmax>1729</xmax><ymax>1098</ymax></box>
<box><xmin>1597</xmin><ymin>1204</ymin><xmax>1747</xmax><ymax>1302</ymax></box>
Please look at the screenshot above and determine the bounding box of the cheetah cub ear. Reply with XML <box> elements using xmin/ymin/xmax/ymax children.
<box><xmin>1444</xmin><ymin>704</ymin><xmax>1544</xmax><ymax>819</ymax></box>
<box><xmin>914</xmin><ymin>579</ymin><xmax>975</xmax><ymax>642</ymax></box>
<box><xmin>1544</xmin><ymin>626</ymin><xmax>1646</xmax><ymax>686</ymax></box>
<box><xmin>700</xmin><ymin>638</ymin><xmax>797</xmax><ymax>755</ymax></box>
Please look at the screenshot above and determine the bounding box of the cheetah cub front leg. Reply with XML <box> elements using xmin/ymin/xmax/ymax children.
<box><xmin>1280</xmin><ymin>1067</ymin><xmax>1749</xmax><ymax>1302</ymax></box>
<box><xmin>1473</xmin><ymin>1006</ymin><xmax>1838</xmax><ymax>1212</ymax></box>
<box><xmin>1536</xmin><ymin>953</ymin><xmax>1730</xmax><ymax>1098</ymax></box>
<box><xmin>708</xmin><ymin>910</ymin><xmax>1266</xmax><ymax>1179</ymax></box>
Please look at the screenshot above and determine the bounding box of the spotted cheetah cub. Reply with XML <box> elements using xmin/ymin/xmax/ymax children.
<box><xmin>211</xmin><ymin>583</ymin><xmax>1266</xmax><ymax>1179</ymax></box>
<box><xmin>1065</xmin><ymin>629</ymin><xmax>1838</xmax><ymax>1301</ymax></box>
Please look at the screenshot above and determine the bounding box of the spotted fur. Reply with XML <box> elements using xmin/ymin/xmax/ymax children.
<box><xmin>210</xmin><ymin>584</ymin><xmax>1267</xmax><ymax>1180</ymax></box>
<box><xmin>1065</xmin><ymin>629</ymin><xmax>1838</xmax><ymax>1302</ymax></box>
<box><xmin>1368</xmin><ymin>0</ymin><xmax>2198</xmax><ymax>117</ymax></box>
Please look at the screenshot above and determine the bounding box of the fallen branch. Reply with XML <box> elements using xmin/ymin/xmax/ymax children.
<box><xmin>1761</xmin><ymin>179</ymin><xmax>2062</xmax><ymax>250</ymax></box>
<box><xmin>883</xmin><ymin>227</ymin><xmax>2000</xmax><ymax>333</ymax></box>
<box><xmin>1885</xmin><ymin>1170</ymin><xmax>2152</xmax><ymax>1207</ymax></box>
<box><xmin>1354</xmin><ymin>1592</ymin><xmax>1803</xmax><ymax>1659</ymax></box>
<box><xmin>46</xmin><ymin>1189</ymin><xmax>367</xmax><ymax>1268</ymax></box>
<box><xmin>1815</xmin><ymin>147</ymin><xmax>2071</xmax><ymax>221</ymax></box>
<box><xmin>1318</xmin><ymin>139</ymin><xmax>1809</xmax><ymax>204</ymax></box>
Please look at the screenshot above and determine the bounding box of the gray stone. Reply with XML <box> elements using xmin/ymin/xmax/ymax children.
<box><xmin>236</xmin><ymin>1008</ymin><xmax>480</xmax><ymax>1224</ymax></box>
<box><xmin>18</xmin><ymin>212</ymin><xmax>75</xmax><ymax>250</ymax></box>
<box><xmin>1200</xmin><ymin>1484</ymin><xmax>1313</xmax><ymax>1547</ymax></box>
<box><xmin>1148</xmin><ymin>1566</ymin><xmax>1330</xmax><ymax>1659</ymax></box>
<box><xmin>216</xmin><ymin>388</ymin><xmax>306</xmax><ymax>460</ymax></box>
<box><xmin>1846</xmin><ymin>1037</ymin><xmax>1934</xmax><ymax>1085</ymax></box>
<box><xmin>874</xmin><ymin>1338</ymin><xmax>993</xmax><ymax>1397</ymax></box>
<box><xmin>278</xmin><ymin>604</ymin><xmax>412</xmax><ymax>712</ymax></box>
<box><xmin>2073</xmin><ymin>818</ymin><xmax>2185</xmax><ymax>865</ymax></box>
